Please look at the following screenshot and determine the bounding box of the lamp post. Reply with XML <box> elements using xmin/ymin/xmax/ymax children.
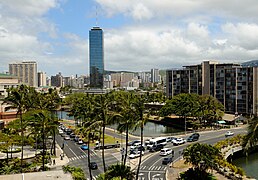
<box><xmin>185</xmin><ymin>116</ymin><xmax>187</xmax><ymax>135</ymax></box>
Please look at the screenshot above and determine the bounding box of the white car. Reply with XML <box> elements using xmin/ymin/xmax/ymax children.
<box><xmin>173</xmin><ymin>138</ymin><xmax>186</xmax><ymax>146</ymax></box>
<box><xmin>59</xmin><ymin>129</ymin><xmax>64</xmax><ymax>134</ymax></box>
<box><xmin>130</xmin><ymin>142</ymin><xmax>144</xmax><ymax>150</ymax></box>
<box><xmin>225</xmin><ymin>131</ymin><xmax>234</xmax><ymax>137</ymax></box>
<box><xmin>78</xmin><ymin>139</ymin><xmax>84</xmax><ymax>144</ymax></box>
<box><xmin>160</xmin><ymin>148</ymin><xmax>172</xmax><ymax>156</ymax></box>
<box><xmin>64</xmin><ymin>135</ymin><xmax>70</xmax><ymax>140</ymax></box>
<box><xmin>129</xmin><ymin>151</ymin><xmax>144</xmax><ymax>159</ymax></box>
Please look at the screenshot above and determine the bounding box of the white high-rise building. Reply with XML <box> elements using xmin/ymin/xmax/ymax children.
<box><xmin>38</xmin><ymin>71</ymin><xmax>47</xmax><ymax>87</ymax></box>
<box><xmin>9</xmin><ymin>61</ymin><xmax>38</xmax><ymax>87</ymax></box>
<box><xmin>151</xmin><ymin>68</ymin><xmax>159</xmax><ymax>83</ymax></box>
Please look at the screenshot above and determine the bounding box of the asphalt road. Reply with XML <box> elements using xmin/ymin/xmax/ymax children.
<box><xmin>56</xmin><ymin>134</ymin><xmax>121</xmax><ymax>180</ymax></box>
<box><xmin>56</xmin><ymin>126</ymin><xmax>247</xmax><ymax>180</ymax></box>
<box><xmin>137</xmin><ymin>127</ymin><xmax>247</xmax><ymax>180</ymax></box>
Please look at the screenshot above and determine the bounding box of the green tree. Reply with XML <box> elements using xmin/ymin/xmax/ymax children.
<box><xmin>94</xmin><ymin>92</ymin><xmax>118</xmax><ymax>172</ymax></box>
<box><xmin>115</xmin><ymin>91</ymin><xmax>138</xmax><ymax>165</ymax></box>
<box><xmin>242</xmin><ymin>116</ymin><xmax>258</xmax><ymax>154</ymax></box>
<box><xmin>183</xmin><ymin>143</ymin><xmax>221</xmax><ymax>171</ymax></box>
<box><xmin>27</xmin><ymin>110</ymin><xmax>53</xmax><ymax>171</ymax></box>
<box><xmin>3</xmin><ymin>84</ymin><xmax>37</xmax><ymax>172</ymax></box>
<box><xmin>160</xmin><ymin>93</ymin><xmax>199</xmax><ymax>133</ymax></box>
<box><xmin>97</xmin><ymin>164</ymin><xmax>135</xmax><ymax>180</ymax></box>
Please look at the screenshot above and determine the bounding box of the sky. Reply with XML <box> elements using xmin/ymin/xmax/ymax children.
<box><xmin>1</xmin><ymin>0</ymin><xmax>258</xmax><ymax>76</ymax></box>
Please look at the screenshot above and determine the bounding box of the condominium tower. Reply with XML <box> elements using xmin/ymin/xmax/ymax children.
<box><xmin>166</xmin><ymin>61</ymin><xmax>258</xmax><ymax>115</ymax></box>
<box><xmin>151</xmin><ymin>68</ymin><xmax>160</xmax><ymax>83</ymax></box>
<box><xmin>9</xmin><ymin>61</ymin><xmax>37</xmax><ymax>87</ymax></box>
<box><xmin>89</xmin><ymin>27</ymin><xmax>104</xmax><ymax>88</ymax></box>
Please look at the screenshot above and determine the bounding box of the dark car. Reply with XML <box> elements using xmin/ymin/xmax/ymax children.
<box><xmin>74</xmin><ymin>136</ymin><xmax>79</xmax><ymax>142</ymax></box>
<box><xmin>137</xmin><ymin>146</ymin><xmax>145</xmax><ymax>152</ymax></box>
<box><xmin>70</xmin><ymin>133</ymin><xmax>75</xmax><ymax>138</ymax></box>
<box><xmin>149</xmin><ymin>144</ymin><xmax>164</xmax><ymax>152</ymax></box>
<box><xmin>187</xmin><ymin>133</ymin><xmax>200</xmax><ymax>142</ymax></box>
<box><xmin>89</xmin><ymin>162</ymin><xmax>98</xmax><ymax>170</ymax></box>
<box><xmin>66</xmin><ymin>129</ymin><xmax>73</xmax><ymax>135</ymax></box>
<box><xmin>162</xmin><ymin>157</ymin><xmax>173</xmax><ymax>165</ymax></box>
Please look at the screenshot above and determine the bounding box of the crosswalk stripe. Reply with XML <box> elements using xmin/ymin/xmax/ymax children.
<box><xmin>157</xmin><ymin>166</ymin><xmax>161</xmax><ymax>170</ymax></box>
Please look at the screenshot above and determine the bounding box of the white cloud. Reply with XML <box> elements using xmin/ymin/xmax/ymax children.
<box><xmin>95</xmin><ymin>0</ymin><xmax>258</xmax><ymax>21</ymax></box>
<box><xmin>131</xmin><ymin>3</ymin><xmax>153</xmax><ymax>20</ymax></box>
<box><xmin>222</xmin><ymin>23</ymin><xmax>258</xmax><ymax>50</ymax></box>
<box><xmin>104</xmin><ymin>27</ymin><xmax>203</xmax><ymax>71</ymax></box>
<box><xmin>0</xmin><ymin>0</ymin><xmax>59</xmax><ymax>16</ymax></box>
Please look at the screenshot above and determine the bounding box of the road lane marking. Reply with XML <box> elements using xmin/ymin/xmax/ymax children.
<box><xmin>68</xmin><ymin>146</ymin><xmax>78</xmax><ymax>157</ymax></box>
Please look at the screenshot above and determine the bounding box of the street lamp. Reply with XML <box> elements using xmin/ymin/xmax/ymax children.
<box><xmin>185</xmin><ymin>117</ymin><xmax>187</xmax><ymax>135</ymax></box>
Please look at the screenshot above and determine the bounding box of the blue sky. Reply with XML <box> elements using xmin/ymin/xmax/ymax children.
<box><xmin>1</xmin><ymin>0</ymin><xmax>258</xmax><ymax>76</ymax></box>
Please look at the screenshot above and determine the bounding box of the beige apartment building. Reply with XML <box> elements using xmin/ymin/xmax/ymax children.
<box><xmin>9</xmin><ymin>61</ymin><xmax>37</xmax><ymax>87</ymax></box>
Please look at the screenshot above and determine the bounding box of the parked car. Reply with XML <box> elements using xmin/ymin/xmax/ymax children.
<box><xmin>129</xmin><ymin>150</ymin><xmax>144</xmax><ymax>159</ymax></box>
<box><xmin>145</xmin><ymin>139</ymin><xmax>150</xmax><ymax>145</ymax></box>
<box><xmin>166</xmin><ymin>137</ymin><xmax>177</xmax><ymax>142</ymax></box>
<box><xmin>225</xmin><ymin>131</ymin><xmax>234</xmax><ymax>137</ymax></box>
<box><xmin>59</xmin><ymin>129</ymin><xmax>64</xmax><ymax>134</ymax></box>
<box><xmin>64</xmin><ymin>135</ymin><xmax>70</xmax><ymax>140</ymax></box>
<box><xmin>130</xmin><ymin>142</ymin><xmax>145</xmax><ymax>150</ymax></box>
<box><xmin>149</xmin><ymin>144</ymin><xmax>164</xmax><ymax>152</ymax></box>
<box><xmin>128</xmin><ymin>140</ymin><xmax>140</xmax><ymax>146</ymax></box>
<box><xmin>70</xmin><ymin>133</ymin><xmax>75</xmax><ymax>138</ymax></box>
<box><xmin>89</xmin><ymin>162</ymin><xmax>98</xmax><ymax>170</ymax></box>
<box><xmin>81</xmin><ymin>144</ymin><xmax>89</xmax><ymax>150</ymax></box>
<box><xmin>66</xmin><ymin>129</ymin><xmax>73</xmax><ymax>135</ymax></box>
<box><xmin>173</xmin><ymin>138</ymin><xmax>186</xmax><ymax>146</ymax></box>
<box><xmin>187</xmin><ymin>133</ymin><xmax>200</xmax><ymax>142</ymax></box>
<box><xmin>160</xmin><ymin>148</ymin><xmax>172</xmax><ymax>156</ymax></box>
<box><xmin>78</xmin><ymin>139</ymin><xmax>84</xmax><ymax>145</ymax></box>
<box><xmin>162</xmin><ymin>157</ymin><xmax>173</xmax><ymax>165</ymax></box>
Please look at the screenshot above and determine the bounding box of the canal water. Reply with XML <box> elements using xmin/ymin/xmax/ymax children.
<box><xmin>232</xmin><ymin>151</ymin><xmax>258</xmax><ymax>179</ymax></box>
<box><xmin>57</xmin><ymin>111</ymin><xmax>183</xmax><ymax>136</ymax></box>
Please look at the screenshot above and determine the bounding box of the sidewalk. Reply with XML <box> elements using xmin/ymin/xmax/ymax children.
<box><xmin>48</xmin><ymin>143</ymin><xmax>69</xmax><ymax>170</ymax></box>
<box><xmin>0</xmin><ymin>144</ymin><xmax>69</xmax><ymax>170</ymax></box>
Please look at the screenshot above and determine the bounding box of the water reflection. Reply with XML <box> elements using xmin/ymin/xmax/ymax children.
<box><xmin>57</xmin><ymin>111</ymin><xmax>183</xmax><ymax>137</ymax></box>
<box><xmin>232</xmin><ymin>151</ymin><xmax>258</xmax><ymax>179</ymax></box>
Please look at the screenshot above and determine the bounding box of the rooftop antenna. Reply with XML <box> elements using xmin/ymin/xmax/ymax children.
<box><xmin>95</xmin><ymin>5</ymin><xmax>98</xmax><ymax>27</ymax></box>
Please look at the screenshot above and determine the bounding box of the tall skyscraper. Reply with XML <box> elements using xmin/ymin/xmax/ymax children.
<box><xmin>9</xmin><ymin>61</ymin><xmax>37</xmax><ymax>87</ymax></box>
<box><xmin>89</xmin><ymin>27</ymin><xmax>104</xmax><ymax>88</ymax></box>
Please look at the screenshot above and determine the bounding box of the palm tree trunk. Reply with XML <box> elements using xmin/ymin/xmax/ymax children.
<box><xmin>88</xmin><ymin>133</ymin><xmax>93</xmax><ymax>180</ymax></box>
<box><xmin>42</xmin><ymin>127</ymin><xmax>46</xmax><ymax>171</ymax></box>
<box><xmin>123</xmin><ymin>125</ymin><xmax>129</xmax><ymax>166</ymax></box>
<box><xmin>53</xmin><ymin>130</ymin><xmax>56</xmax><ymax>156</ymax></box>
<box><xmin>136</xmin><ymin>125</ymin><xmax>143</xmax><ymax>180</ymax></box>
<box><xmin>102</xmin><ymin>124</ymin><xmax>106</xmax><ymax>172</ymax></box>
<box><xmin>20</xmin><ymin>113</ymin><xmax>24</xmax><ymax>173</ymax></box>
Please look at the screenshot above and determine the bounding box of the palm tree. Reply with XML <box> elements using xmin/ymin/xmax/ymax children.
<box><xmin>43</xmin><ymin>88</ymin><xmax>61</xmax><ymax>156</ymax></box>
<box><xmin>30</xmin><ymin>110</ymin><xmax>53</xmax><ymax>171</ymax></box>
<box><xmin>133</xmin><ymin>95</ymin><xmax>149</xmax><ymax>180</ymax></box>
<box><xmin>116</xmin><ymin>91</ymin><xmax>138</xmax><ymax>166</ymax></box>
<box><xmin>3</xmin><ymin>85</ymin><xmax>37</xmax><ymax>172</ymax></box>
<box><xmin>93</xmin><ymin>93</ymin><xmax>117</xmax><ymax>172</ymax></box>
<box><xmin>242</xmin><ymin>116</ymin><xmax>258</xmax><ymax>154</ymax></box>
<box><xmin>97</xmin><ymin>164</ymin><xmax>135</xmax><ymax>180</ymax></box>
